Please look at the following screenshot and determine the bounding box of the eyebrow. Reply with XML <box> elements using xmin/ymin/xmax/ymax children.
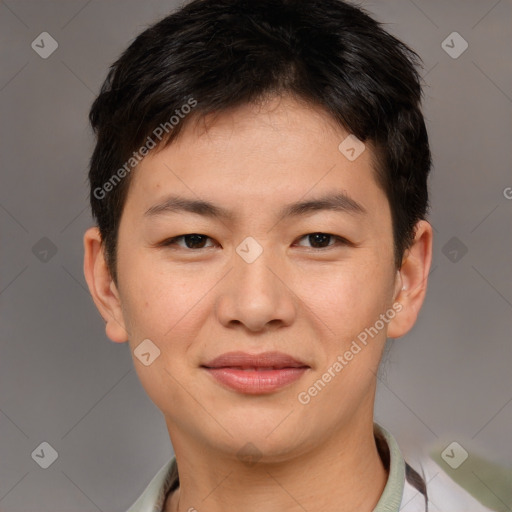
<box><xmin>144</xmin><ymin>191</ymin><xmax>367</xmax><ymax>222</ymax></box>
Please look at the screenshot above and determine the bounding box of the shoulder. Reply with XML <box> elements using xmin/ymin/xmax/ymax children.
<box><xmin>401</xmin><ymin>453</ymin><xmax>496</xmax><ymax>512</ymax></box>
<box><xmin>375</xmin><ymin>423</ymin><xmax>496</xmax><ymax>512</ymax></box>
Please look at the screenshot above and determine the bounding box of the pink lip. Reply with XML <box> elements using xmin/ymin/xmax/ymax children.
<box><xmin>201</xmin><ymin>351</ymin><xmax>310</xmax><ymax>395</ymax></box>
<box><xmin>203</xmin><ymin>367</ymin><xmax>309</xmax><ymax>394</ymax></box>
<box><xmin>203</xmin><ymin>350</ymin><xmax>308</xmax><ymax>369</ymax></box>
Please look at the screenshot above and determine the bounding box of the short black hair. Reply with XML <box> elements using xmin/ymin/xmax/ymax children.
<box><xmin>88</xmin><ymin>0</ymin><xmax>431</xmax><ymax>283</ymax></box>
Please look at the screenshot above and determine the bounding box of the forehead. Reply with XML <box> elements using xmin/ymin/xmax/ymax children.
<box><xmin>124</xmin><ymin>95</ymin><xmax>388</xmax><ymax>223</ymax></box>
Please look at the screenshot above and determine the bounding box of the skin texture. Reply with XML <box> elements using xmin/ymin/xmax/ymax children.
<box><xmin>84</xmin><ymin>95</ymin><xmax>432</xmax><ymax>512</ymax></box>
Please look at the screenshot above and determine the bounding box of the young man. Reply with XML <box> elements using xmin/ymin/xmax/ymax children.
<box><xmin>83</xmin><ymin>1</ymin><xmax>494</xmax><ymax>510</ymax></box>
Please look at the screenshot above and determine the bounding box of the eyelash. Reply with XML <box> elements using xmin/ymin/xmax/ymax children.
<box><xmin>158</xmin><ymin>233</ymin><xmax>351</xmax><ymax>251</ymax></box>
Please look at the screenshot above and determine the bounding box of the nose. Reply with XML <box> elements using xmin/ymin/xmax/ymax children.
<box><xmin>215</xmin><ymin>240</ymin><xmax>297</xmax><ymax>333</ymax></box>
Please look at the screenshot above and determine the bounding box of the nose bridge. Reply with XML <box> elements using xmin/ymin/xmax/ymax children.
<box><xmin>215</xmin><ymin>236</ymin><xmax>295</xmax><ymax>331</ymax></box>
<box><xmin>236</xmin><ymin>239</ymin><xmax>275</xmax><ymax>293</ymax></box>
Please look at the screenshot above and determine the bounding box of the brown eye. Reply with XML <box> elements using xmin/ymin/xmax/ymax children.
<box><xmin>295</xmin><ymin>232</ymin><xmax>349</xmax><ymax>249</ymax></box>
<box><xmin>161</xmin><ymin>234</ymin><xmax>215</xmax><ymax>249</ymax></box>
<box><xmin>307</xmin><ymin>233</ymin><xmax>332</xmax><ymax>248</ymax></box>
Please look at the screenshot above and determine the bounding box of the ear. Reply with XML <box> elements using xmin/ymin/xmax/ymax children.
<box><xmin>387</xmin><ymin>220</ymin><xmax>433</xmax><ymax>339</ymax></box>
<box><xmin>83</xmin><ymin>227</ymin><xmax>129</xmax><ymax>343</ymax></box>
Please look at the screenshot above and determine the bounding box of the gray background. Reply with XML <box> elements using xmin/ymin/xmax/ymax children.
<box><xmin>1</xmin><ymin>0</ymin><xmax>511</xmax><ymax>510</ymax></box>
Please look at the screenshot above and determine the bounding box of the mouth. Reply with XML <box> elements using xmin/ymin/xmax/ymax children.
<box><xmin>205</xmin><ymin>366</ymin><xmax>306</xmax><ymax>371</ymax></box>
<box><xmin>201</xmin><ymin>351</ymin><xmax>310</xmax><ymax>394</ymax></box>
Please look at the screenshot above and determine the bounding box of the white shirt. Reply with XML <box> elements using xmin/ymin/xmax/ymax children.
<box><xmin>126</xmin><ymin>423</ymin><xmax>494</xmax><ymax>512</ymax></box>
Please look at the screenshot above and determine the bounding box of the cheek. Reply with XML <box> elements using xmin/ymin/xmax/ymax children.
<box><xmin>298</xmin><ymin>259</ymin><xmax>393</xmax><ymax>340</ymax></box>
<box><xmin>118</xmin><ymin>261</ymin><xmax>212</xmax><ymax>407</ymax></box>
<box><xmin>123</xmin><ymin>273</ymin><xmax>200</xmax><ymax>340</ymax></box>
<box><xmin>117</xmin><ymin>248</ymin><xmax>218</xmax><ymax>347</ymax></box>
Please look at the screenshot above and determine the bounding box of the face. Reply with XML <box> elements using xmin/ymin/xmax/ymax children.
<box><xmin>87</xmin><ymin>95</ymin><xmax>423</xmax><ymax>462</ymax></box>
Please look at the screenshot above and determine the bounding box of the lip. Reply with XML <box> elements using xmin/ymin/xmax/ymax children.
<box><xmin>202</xmin><ymin>350</ymin><xmax>308</xmax><ymax>369</ymax></box>
<box><xmin>201</xmin><ymin>351</ymin><xmax>310</xmax><ymax>395</ymax></box>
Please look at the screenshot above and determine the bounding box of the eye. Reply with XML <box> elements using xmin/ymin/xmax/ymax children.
<box><xmin>294</xmin><ymin>232</ymin><xmax>349</xmax><ymax>249</ymax></box>
<box><xmin>160</xmin><ymin>234</ymin><xmax>216</xmax><ymax>249</ymax></box>
<box><xmin>157</xmin><ymin>232</ymin><xmax>350</xmax><ymax>251</ymax></box>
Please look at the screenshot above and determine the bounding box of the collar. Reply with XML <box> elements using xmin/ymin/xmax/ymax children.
<box><xmin>372</xmin><ymin>422</ymin><xmax>406</xmax><ymax>511</ymax></box>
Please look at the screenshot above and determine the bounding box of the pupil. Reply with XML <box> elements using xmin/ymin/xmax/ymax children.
<box><xmin>185</xmin><ymin>234</ymin><xmax>206</xmax><ymax>248</ymax></box>
<box><xmin>309</xmin><ymin>233</ymin><xmax>330</xmax><ymax>248</ymax></box>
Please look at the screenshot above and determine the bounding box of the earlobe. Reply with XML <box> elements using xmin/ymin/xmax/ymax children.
<box><xmin>83</xmin><ymin>227</ymin><xmax>129</xmax><ymax>343</ymax></box>
<box><xmin>387</xmin><ymin>220</ymin><xmax>433</xmax><ymax>339</ymax></box>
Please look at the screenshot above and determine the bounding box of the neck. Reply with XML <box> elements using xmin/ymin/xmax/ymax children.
<box><xmin>164</xmin><ymin>415</ymin><xmax>388</xmax><ymax>512</ymax></box>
